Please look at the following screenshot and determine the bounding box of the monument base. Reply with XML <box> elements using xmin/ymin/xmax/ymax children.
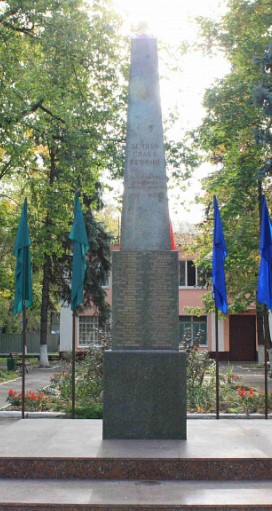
<box><xmin>103</xmin><ymin>350</ymin><xmax>187</xmax><ymax>440</ymax></box>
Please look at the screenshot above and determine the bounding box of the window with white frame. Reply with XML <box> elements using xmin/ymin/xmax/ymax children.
<box><xmin>102</xmin><ymin>272</ymin><xmax>110</xmax><ymax>288</ymax></box>
<box><xmin>179</xmin><ymin>316</ymin><xmax>207</xmax><ymax>346</ymax></box>
<box><xmin>78</xmin><ymin>316</ymin><xmax>99</xmax><ymax>347</ymax></box>
<box><xmin>179</xmin><ymin>260</ymin><xmax>206</xmax><ymax>288</ymax></box>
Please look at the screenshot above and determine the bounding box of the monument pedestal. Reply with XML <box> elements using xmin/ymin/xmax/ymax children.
<box><xmin>103</xmin><ymin>350</ymin><xmax>187</xmax><ymax>439</ymax></box>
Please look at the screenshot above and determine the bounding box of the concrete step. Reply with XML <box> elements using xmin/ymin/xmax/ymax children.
<box><xmin>0</xmin><ymin>479</ymin><xmax>272</xmax><ymax>510</ymax></box>
<box><xmin>1</xmin><ymin>456</ymin><xmax>272</xmax><ymax>481</ymax></box>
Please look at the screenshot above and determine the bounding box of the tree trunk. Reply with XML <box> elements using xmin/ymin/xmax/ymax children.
<box><xmin>264</xmin><ymin>306</ymin><xmax>272</xmax><ymax>349</ymax></box>
<box><xmin>40</xmin><ymin>254</ymin><xmax>50</xmax><ymax>367</ymax></box>
<box><xmin>39</xmin><ymin>146</ymin><xmax>57</xmax><ymax>367</ymax></box>
<box><xmin>256</xmin><ymin>303</ymin><xmax>265</xmax><ymax>346</ymax></box>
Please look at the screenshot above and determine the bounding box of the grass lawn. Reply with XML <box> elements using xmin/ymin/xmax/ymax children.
<box><xmin>0</xmin><ymin>357</ymin><xmax>39</xmax><ymax>383</ymax></box>
<box><xmin>0</xmin><ymin>357</ymin><xmax>39</xmax><ymax>366</ymax></box>
<box><xmin>0</xmin><ymin>369</ymin><xmax>19</xmax><ymax>383</ymax></box>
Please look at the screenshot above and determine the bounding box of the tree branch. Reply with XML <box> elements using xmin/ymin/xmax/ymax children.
<box><xmin>0</xmin><ymin>159</ymin><xmax>13</xmax><ymax>180</ymax></box>
<box><xmin>0</xmin><ymin>98</ymin><xmax>45</xmax><ymax>127</ymax></box>
<box><xmin>1</xmin><ymin>18</ymin><xmax>36</xmax><ymax>36</ymax></box>
<box><xmin>39</xmin><ymin>105</ymin><xmax>65</xmax><ymax>124</ymax></box>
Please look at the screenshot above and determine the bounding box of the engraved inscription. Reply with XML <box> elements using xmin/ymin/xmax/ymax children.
<box><xmin>128</xmin><ymin>141</ymin><xmax>161</xmax><ymax>167</ymax></box>
<box><xmin>112</xmin><ymin>251</ymin><xmax>179</xmax><ymax>350</ymax></box>
<box><xmin>126</xmin><ymin>139</ymin><xmax>166</xmax><ymax>203</ymax></box>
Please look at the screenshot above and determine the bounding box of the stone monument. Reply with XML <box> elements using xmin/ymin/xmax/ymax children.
<box><xmin>103</xmin><ymin>36</ymin><xmax>187</xmax><ymax>439</ymax></box>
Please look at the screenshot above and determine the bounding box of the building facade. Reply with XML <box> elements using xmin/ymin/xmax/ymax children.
<box><xmin>60</xmin><ymin>246</ymin><xmax>259</xmax><ymax>362</ymax></box>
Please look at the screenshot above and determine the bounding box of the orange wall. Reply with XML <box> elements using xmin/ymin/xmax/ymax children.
<box><xmin>178</xmin><ymin>288</ymin><xmax>208</xmax><ymax>314</ymax></box>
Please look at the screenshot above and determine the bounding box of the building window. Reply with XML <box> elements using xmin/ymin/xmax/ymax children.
<box><xmin>179</xmin><ymin>316</ymin><xmax>207</xmax><ymax>346</ymax></box>
<box><xmin>102</xmin><ymin>272</ymin><xmax>110</xmax><ymax>288</ymax></box>
<box><xmin>78</xmin><ymin>316</ymin><xmax>99</xmax><ymax>347</ymax></box>
<box><xmin>179</xmin><ymin>260</ymin><xmax>206</xmax><ymax>288</ymax></box>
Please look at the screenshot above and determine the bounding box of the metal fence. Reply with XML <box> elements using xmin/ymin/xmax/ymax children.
<box><xmin>0</xmin><ymin>333</ymin><xmax>59</xmax><ymax>354</ymax></box>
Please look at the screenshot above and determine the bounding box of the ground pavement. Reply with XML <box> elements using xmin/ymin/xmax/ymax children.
<box><xmin>0</xmin><ymin>363</ymin><xmax>271</xmax><ymax>508</ymax></box>
<box><xmin>0</xmin><ymin>419</ymin><xmax>272</xmax><ymax>509</ymax></box>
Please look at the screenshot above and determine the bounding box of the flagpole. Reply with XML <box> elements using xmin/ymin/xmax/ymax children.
<box><xmin>264</xmin><ymin>306</ymin><xmax>269</xmax><ymax>419</ymax></box>
<box><xmin>72</xmin><ymin>310</ymin><xmax>76</xmax><ymax>419</ymax></box>
<box><xmin>21</xmin><ymin>244</ymin><xmax>27</xmax><ymax>420</ymax></box>
<box><xmin>264</xmin><ymin>339</ymin><xmax>268</xmax><ymax>419</ymax></box>
<box><xmin>215</xmin><ymin>307</ymin><xmax>220</xmax><ymax>419</ymax></box>
<box><xmin>13</xmin><ymin>198</ymin><xmax>33</xmax><ymax>420</ymax></box>
<box><xmin>212</xmin><ymin>195</ymin><xmax>227</xmax><ymax>421</ymax></box>
<box><xmin>22</xmin><ymin>300</ymin><xmax>26</xmax><ymax>419</ymax></box>
<box><xmin>69</xmin><ymin>192</ymin><xmax>89</xmax><ymax>419</ymax></box>
<box><xmin>257</xmin><ymin>195</ymin><xmax>272</xmax><ymax>419</ymax></box>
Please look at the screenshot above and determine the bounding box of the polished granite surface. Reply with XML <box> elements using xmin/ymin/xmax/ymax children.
<box><xmin>0</xmin><ymin>479</ymin><xmax>272</xmax><ymax>506</ymax></box>
<box><xmin>0</xmin><ymin>419</ymin><xmax>272</xmax><ymax>508</ymax></box>
<box><xmin>0</xmin><ymin>418</ymin><xmax>271</xmax><ymax>459</ymax></box>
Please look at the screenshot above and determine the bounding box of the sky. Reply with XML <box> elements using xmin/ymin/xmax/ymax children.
<box><xmin>107</xmin><ymin>0</ymin><xmax>229</xmax><ymax>227</ymax></box>
<box><xmin>111</xmin><ymin>0</ymin><xmax>226</xmax><ymax>41</ymax></box>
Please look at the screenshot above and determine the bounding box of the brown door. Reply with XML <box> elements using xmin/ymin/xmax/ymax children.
<box><xmin>229</xmin><ymin>315</ymin><xmax>256</xmax><ymax>361</ymax></box>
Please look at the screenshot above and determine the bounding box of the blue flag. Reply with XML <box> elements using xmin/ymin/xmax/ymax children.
<box><xmin>212</xmin><ymin>195</ymin><xmax>228</xmax><ymax>313</ymax></box>
<box><xmin>13</xmin><ymin>198</ymin><xmax>33</xmax><ymax>314</ymax></box>
<box><xmin>69</xmin><ymin>192</ymin><xmax>89</xmax><ymax>311</ymax></box>
<box><xmin>257</xmin><ymin>195</ymin><xmax>272</xmax><ymax>311</ymax></box>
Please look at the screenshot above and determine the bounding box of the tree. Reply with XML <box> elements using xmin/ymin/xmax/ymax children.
<box><xmin>0</xmin><ymin>0</ymin><xmax>127</xmax><ymax>365</ymax></box>
<box><xmin>0</xmin><ymin>197</ymin><xmax>18</xmax><ymax>331</ymax></box>
<box><xmin>191</xmin><ymin>0</ymin><xmax>272</xmax><ymax>349</ymax></box>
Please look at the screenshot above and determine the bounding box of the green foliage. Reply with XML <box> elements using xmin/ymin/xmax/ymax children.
<box><xmin>186</xmin><ymin>349</ymin><xmax>267</xmax><ymax>414</ymax></box>
<box><xmin>6</xmin><ymin>339</ymin><xmax>269</xmax><ymax>416</ymax></box>
<box><xmin>47</xmin><ymin>330</ymin><xmax>111</xmax><ymax>417</ymax></box>
<box><xmin>0</xmin><ymin>369</ymin><xmax>17</xmax><ymax>382</ymax></box>
<box><xmin>253</xmin><ymin>41</ymin><xmax>272</xmax><ymax>176</ymax></box>
<box><xmin>0</xmin><ymin>0</ymin><xmax>128</xmax><ymax>340</ymax></box>
<box><xmin>81</xmin><ymin>207</ymin><xmax>112</xmax><ymax>323</ymax></box>
<box><xmin>190</xmin><ymin>0</ymin><xmax>272</xmax><ymax>321</ymax></box>
<box><xmin>186</xmin><ymin>346</ymin><xmax>216</xmax><ymax>412</ymax></box>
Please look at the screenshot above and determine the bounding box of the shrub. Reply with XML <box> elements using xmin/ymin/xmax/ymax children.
<box><xmin>47</xmin><ymin>329</ymin><xmax>111</xmax><ymax>417</ymax></box>
<box><xmin>186</xmin><ymin>344</ymin><xmax>216</xmax><ymax>412</ymax></box>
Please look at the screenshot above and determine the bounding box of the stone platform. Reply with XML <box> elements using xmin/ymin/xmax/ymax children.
<box><xmin>0</xmin><ymin>419</ymin><xmax>272</xmax><ymax>509</ymax></box>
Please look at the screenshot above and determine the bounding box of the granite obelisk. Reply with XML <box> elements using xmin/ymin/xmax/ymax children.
<box><xmin>103</xmin><ymin>36</ymin><xmax>187</xmax><ymax>439</ymax></box>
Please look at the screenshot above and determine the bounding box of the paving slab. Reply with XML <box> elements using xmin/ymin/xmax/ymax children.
<box><xmin>0</xmin><ymin>420</ymin><xmax>272</xmax><ymax>508</ymax></box>
<box><xmin>0</xmin><ymin>419</ymin><xmax>271</xmax><ymax>459</ymax></box>
<box><xmin>0</xmin><ymin>479</ymin><xmax>272</xmax><ymax>507</ymax></box>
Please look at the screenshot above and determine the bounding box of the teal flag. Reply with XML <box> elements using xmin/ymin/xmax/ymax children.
<box><xmin>13</xmin><ymin>198</ymin><xmax>33</xmax><ymax>314</ymax></box>
<box><xmin>69</xmin><ymin>192</ymin><xmax>89</xmax><ymax>311</ymax></box>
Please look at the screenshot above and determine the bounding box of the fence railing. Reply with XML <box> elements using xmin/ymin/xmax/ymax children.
<box><xmin>0</xmin><ymin>333</ymin><xmax>59</xmax><ymax>354</ymax></box>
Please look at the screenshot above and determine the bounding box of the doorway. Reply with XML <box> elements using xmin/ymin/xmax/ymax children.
<box><xmin>229</xmin><ymin>315</ymin><xmax>256</xmax><ymax>361</ymax></box>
